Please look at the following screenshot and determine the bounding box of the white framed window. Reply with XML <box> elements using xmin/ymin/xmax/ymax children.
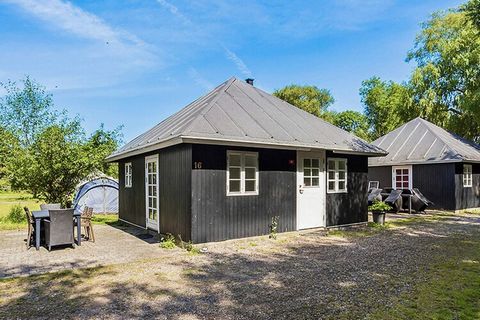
<box><xmin>327</xmin><ymin>158</ymin><xmax>347</xmax><ymax>193</ymax></box>
<box><xmin>125</xmin><ymin>163</ymin><xmax>132</xmax><ymax>188</ymax></box>
<box><xmin>463</xmin><ymin>164</ymin><xmax>472</xmax><ymax>187</ymax></box>
<box><xmin>227</xmin><ymin>151</ymin><xmax>259</xmax><ymax>196</ymax></box>
<box><xmin>303</xmin><ymin>158</ymin><xmax>321</xmax><ymax>187</ymax></box>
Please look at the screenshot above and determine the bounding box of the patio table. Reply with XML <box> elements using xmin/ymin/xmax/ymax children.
<box><xmin>32</xmin><ymin>210</ymin><xmax>82</xmax><ymax>251</ymax></box>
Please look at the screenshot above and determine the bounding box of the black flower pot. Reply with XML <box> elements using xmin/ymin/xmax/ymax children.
<box><xmin>372</xmin><ymin>211</ymin><xmax>386</xmax><ymax>225</ymax></box>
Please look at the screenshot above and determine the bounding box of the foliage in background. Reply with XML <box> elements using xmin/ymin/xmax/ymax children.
<box><xmin>273</xmin><ymin>85</ymin><xmax>336</xmax><ymax>122</ymax></box>
<box><xmin>333</xmin><ymin>110</ymin><xmax>371</xmax><ymax>141</ymax></box>
<box><xmin>6</xmin><ymin>205</ymin><xmax>25</xmax><ymax>224</ymax></box>
<box><xmin>360</xmin><ymin>0</ymin><xmax>480</xmax><ymax>142</ymax></box>
<box><xmin>0</xmin><ymin>77</ymin><xmax>122</xmax><ymax>205</ymax></box>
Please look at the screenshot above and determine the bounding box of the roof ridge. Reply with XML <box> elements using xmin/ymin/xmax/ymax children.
<box><xmin>182</xmin><ymin>77</ymin><xmax>237</xmax><ymax>135</ymax></box>
<box><xmin>419</xmin><ymin>118</ymin><xmax>462</xmax><ymax>157</ymax></box>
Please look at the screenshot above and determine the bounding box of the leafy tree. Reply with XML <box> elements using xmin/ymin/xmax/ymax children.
<box><xmin>273</xmin><ymin>84</ymin><xmax>336</xmax><ymax>121</ymax></box>
<box><xmin>2</xmin><ymin>77</ymin><xmax>121</xmax><ymax>204</ymax></box>
<box><xmin>462</xmin><ymin>0</ymin><xmax>480</xmax><ymax>28</ymax></box>
<box><xmin>407</xmin><ymin>5</ymin><xmax>480</xmax><ymax>142</ymax></box>
<box><xmin>333</xmin><ymin>110</ymin><xmax>371</xmax><ymax>141</ymax></box>
<box><xmin>359</xmin><ymin>77</ymin><xmax>412</xmax><ymax>140</ymax></box>
<box><xmin>0</xmin><ymin>77</ymin><xmax>59</xmax><ymax>147</ymax></box>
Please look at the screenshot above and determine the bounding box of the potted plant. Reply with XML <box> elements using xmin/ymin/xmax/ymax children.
<box><xmin>368</xmin><ymin>200</ymin><xmax>391</xmax><ymax>225</ymax></box>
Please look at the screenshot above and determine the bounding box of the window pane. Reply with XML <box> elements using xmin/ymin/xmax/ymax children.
<box><xmin>402</xmin><ymin>182</ymin><xmax>409</xmax><ymax>188</ymax></box>
<box><xmin>229</xmin><ymin>154</ymin><xmax>241</xmax><ymax>166</ymax></box>
<box><xmin>312</xmin><ymin>159</ymin><xmax>319</xmax><ymax>168</ymax></box>
<box><xmin>338</xmin><ymin>161</ymin><xmax>346</xmax><ymax>170</ymax></box>
<box><xmin>338</xmin><ymin>181</ymin><xmax>346</xmax><ymax>190</ymax></box>
<box><xmin>245</xmin><ymin>180</ymin><xmax>256</xmax><ymax>192</ymax></box>
<box><xmin>338</xmin><ymin>171</ymin><xmax>345</xmax><ymax>180</ymax></box>
<box><xmin>304</xmin><ymin>168</ymin><xmax>311</xmax><ymax>177</ymax></box>
<box><xmin>312</xmin><ymin>178</ymin><xmax>319</xmax><ymax>186</ymax></box>
<box><xmin>328</xmin><ymin>181</ymin><xmax>335</xmax><ymax>191</ymax></box>
<box><xmin>229</xmin><ymin>167</ymin><xmax>241</xmax><ymax>179</ymax></box>
<box><xmin>396</xmin><ymin>169</ymin><xmax>402</xmax><ymax>175</ymax></box>
<box><xmin>245</xmin><ymin>155</ymin><xmax>257</xmax><ymax>167</ymax></box>
<box><xmin>304</xmin><ymin>177</ymin><xmax>311</xmax><ymax>186</ymax></box>
<box><xmin>229</xmin><ymin>180</ymin><xmax>241</xmax><ymax>192</ymax></box>
<box><xmin>245</xmin><ymin>167</ymin><xmax>256</xmax><ymax>179</ymax></box>
<box><xmin>312</xmin><ymin>169</ymin><xmax>319</xmax><ymax>177</ymax></box>
<box><xmin>402</xmin><ymin>169</ymin><xmax>408</xmax><ymax>175</ymax></box>
<box><xmin>303</xmin><ymin>158</ymin><xmax>311</xmax><ymax>167</ymax></box>
<box><xmin>403</xmin><ymin>175</ymin><xmax>409</xmax><ymax>182</ymax></box>
<box><xmin>328</xmin><ymin>171</ymin><xmax>335</xmax><ymax>179</ymax></box>
<box><xmin>396</xmin><ymin>182</ymin><xmax>402</xmax><ymax>188</ymax></box>
<box><xmin>328</xmin><ymin>161</ymin><xmax>335</xmax><ymax>170</ymax></box>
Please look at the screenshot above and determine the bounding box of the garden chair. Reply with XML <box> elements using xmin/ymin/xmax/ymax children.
<box><xmin>44</xmin><ymin>209</ymin><xmax>74</xmax><ymax>251</ymax></box>
<box><xmin>24</xmin><ymin>207</ymin><xmax>35</xmax><ymax>249</ymax></box>
<box><xmin>77</xmin><ymin>206</ymin><xmax>95</xmax><ymax>242</ymax></box>
<box><xmin>40</xmin><ymin>203</ymin><xmax>61</xmax><ymax>210</ymax></box>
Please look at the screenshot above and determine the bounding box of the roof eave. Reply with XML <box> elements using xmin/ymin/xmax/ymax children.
<box><xmin>367</xmin><ymin>158</ymin><xmax>480</xmax><ymax>167</ymax></box>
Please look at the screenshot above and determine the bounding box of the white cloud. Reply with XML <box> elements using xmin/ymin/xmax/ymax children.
<box><xmin>223</xmin><ymin>47</ymin><xmax>252</xmax><ymax>77</ymax></box>
<box><xmin>156</xmin><ymin>0</ymin><xmax>192</xmax><ymax>25</ymax></box>
<box><xmin>188</xmin><ymin>67</ymin><xmax>214</xmax><ymax>91</ymax></box>
<box><xmin>5</xmin><ymin>0</ymin><xmax>146</xmax><ymax>48</ymax></box>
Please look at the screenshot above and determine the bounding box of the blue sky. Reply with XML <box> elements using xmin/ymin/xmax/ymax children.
<box><xmin>0</xmin><ymin>0</ymin><xmax>463</xmax><ymax>143</ymax></box>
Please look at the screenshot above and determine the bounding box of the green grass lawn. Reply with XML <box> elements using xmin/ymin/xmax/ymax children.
<box><xmin>0</xmin><ymin>191</ymin><xmax>118</xmax><ymax>230</ymax></box>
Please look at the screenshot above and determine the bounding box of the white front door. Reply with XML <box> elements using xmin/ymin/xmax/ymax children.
<box><xmin>392</xmin><ymin>165</ymin><xmax>412</xmax><ymax>189</ymax></box>
<box><xmin>145</xmin><ymin>155</ymin><xmax>159</xmax><ymax>231</ymax></box>
<box><xmin>297</xmin><ymin>151</ymin><xmax>326</xmax><ymax>229</ymax></box>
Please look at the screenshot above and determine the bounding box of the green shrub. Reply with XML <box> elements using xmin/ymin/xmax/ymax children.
<box><xmin>7</xmin><ymin>205</ymin><xmax>25</xmax><ymax>223</ymax></box>
<box><xmin>368</xmin><ymin>201</ymin><xmax>391</xmax><ymax>212</ymax></box>
<box><xmin>160</xmin><ymin>233</ymin><xmax>176</xmax><ymax>249</ymax></box>
<box><xmin>269</xmin><ymin>216</ymin><xmax>279</xmax><ymax>239</ymax></box>
<box><xmin>185</xmin><ymin>241</ymin><xmax>200</xmax><ymax>255</ymax></box>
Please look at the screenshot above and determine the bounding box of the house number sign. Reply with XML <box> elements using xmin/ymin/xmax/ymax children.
<box><xmin>194</xmin><ymin>161</ymin><xmax>203</xmax><ymax>169</ymax></box>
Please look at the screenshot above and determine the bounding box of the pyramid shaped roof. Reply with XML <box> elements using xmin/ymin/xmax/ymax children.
<box><xmin>369</xmin><ymin>117</ymin><xmax>480</xmax><ymax>166</ymax></box>
<box><xmin>108</xmin><ymin>77</ymin><xmax>385</xmax><ymax>161</ymax></box>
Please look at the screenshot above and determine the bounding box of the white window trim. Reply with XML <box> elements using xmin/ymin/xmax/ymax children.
<box><xmin>327</xmin><ymin>158</ymin><xmax>348</xmax><ymax>194</ymax></box>
<box><xmin>392</xmin><ymin>165</ymin><xmax>412</xmax><ymax>190</ymax></box>
<box><xmin>463</xmin><ymin>164</ymin><xmax>473</xmax><ymax>188</ymax></box>
<box><xmin>226</xmin><ymin>151</ymin><xmax>259</xmax><ymax>196</ymax></box>
<box><xmin>125</xmin><ymin>162</ymin><xmax>132</xmax><ymax>188</ymax></box>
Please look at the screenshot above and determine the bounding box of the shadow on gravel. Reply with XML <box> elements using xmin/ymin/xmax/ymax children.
<box><xmin>1</xmin><ymin>215</ymin><xmax>479</xmax><ymax>319</ymax></box>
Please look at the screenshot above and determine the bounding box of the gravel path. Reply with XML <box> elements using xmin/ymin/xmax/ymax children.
<box><xmin>1</xmin><ymin>213</ymin><xmax>479</xmax><ymax>319</ymax></box>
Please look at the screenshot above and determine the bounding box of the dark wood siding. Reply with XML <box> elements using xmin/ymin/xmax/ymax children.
<box><xmin>326</xmin><ymin>152</ymin><xmax>369</xmax><ymax>227</ymax></box>
<box><xmin>454</xmin><ymin>162</ymin><xmax>480</xmax><ymax>210</ymax></box>
<box><xmin>191</xmin><ymin>144</ymin><xmax>296</xmax><ymax>243</ymax></box>
<box><xmin>413</xmin><ymin>163</ymin><xmax>456</xmax><ymax>210</ymax></box>
<box><xmin>159</xmin><ymin>144</ymin><xmax>192</xmax><ymax>240</ymax></box>
<box><xmin>368</xmin><ymin>166</ymin><xmax>391</xmax><ymax>188</ymax></box>
<box><xmin>118</xmin><ymin>156</ymin><xmax>146</xmax><ymax>227</ymax></box>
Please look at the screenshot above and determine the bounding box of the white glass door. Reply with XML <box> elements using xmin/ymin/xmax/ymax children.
<box><xmin>145</xmin><ymin>155</ymin><xmax>159</xmax><ymax>231</ymax></box>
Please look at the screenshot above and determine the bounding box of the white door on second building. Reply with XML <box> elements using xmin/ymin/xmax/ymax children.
<box><xmin>145</xmin><ymin>155</ymin><xmax>159</xmax><ymax>231</ymax></box>
<box><xmin>297</xmin><ymin>151</ymin><xmax>326</xmax><ymax>229</ymax></box>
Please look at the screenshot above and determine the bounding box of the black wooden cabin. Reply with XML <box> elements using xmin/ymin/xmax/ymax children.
<box><xmin>108</xmin><ymin>78</ymin><xmax>386</xmax><ymax>243</ymax></box>
<box><xmin>368</xmin><ymin>118</ymin><xmax>480</xmax><ymax>211</ymax></box>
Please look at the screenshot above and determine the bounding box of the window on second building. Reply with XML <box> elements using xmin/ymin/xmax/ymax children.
<box><xmin>463</xmin><ymin>164</ymin><xmax>472</xmax><ymax>187</ymax></box>
<box><xmin>125</xmin><ymin>163</ymin><xmax>132</xmax><ymax>188</ymax></box>
<box><xmin>227</xmin><ymin>151</ymin><xmax>258</xmax><ymax>195</ymax></box>
<box><xmin>327</xmin><ymin>158</ymin><xmax>347</xmax><ymax>193</ymax></box>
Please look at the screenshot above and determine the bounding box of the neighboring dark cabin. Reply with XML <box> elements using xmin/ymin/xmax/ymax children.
<box><xmin>108</xmin><ymin>77</ymin><xmax>386</xmax><ymax>243</ymax></box>
<box><xmin>368</xmin><ymin>117</ymin><xmax>480</xmax><ymax>211</ymax></box>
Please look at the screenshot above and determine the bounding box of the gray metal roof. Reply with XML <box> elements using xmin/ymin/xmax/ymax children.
<box><xmin>108</xmin><ymin>77</ymin><xmax>386</xmax><ymax>161</ymax></box>
<box><xmin>369</xmin><ymin>117</ymin><xmax>480</xmax><ymax>166</ymax></box>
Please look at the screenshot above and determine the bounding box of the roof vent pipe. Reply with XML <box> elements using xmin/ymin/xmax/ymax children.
<box><xmin>245</xmin><ymin>78</ymin><xmax>254</xmax><ymax>85</ymax></box>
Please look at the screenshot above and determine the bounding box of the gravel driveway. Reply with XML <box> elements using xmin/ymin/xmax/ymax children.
<box><xmin>1</xmin><ymin>213</ymin><xmax>479</xmax><ymax>319</ymax></box>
